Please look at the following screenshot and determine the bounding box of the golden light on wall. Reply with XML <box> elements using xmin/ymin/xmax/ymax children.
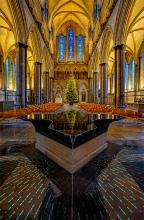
<box><xmin>31</xmin><ymin>74</ymin><xmax>34</xmax><ymax>90</ymax></box>
<box><xmin>140</xmin><ymin>56</ymin><xmax>144</xmax><ymax>90</ymax></box>
<box><xmin>0</xmin><ymin>55</ymin><xmax>2</xmax><ymax>90</ymax></box>
<box><xmin>41</xmin><ymin>73</ymin><xmax>44</xmax><ymax>90</ymax></box>
<box><xmin>108</xmin><ymin>75</ymin><xmax>111</xmax><ymax>93</ymax></box>
<box><xmin>27</xmin><ymin>73</ymin><xmax>30</xmax><ymax>90</ymax></box>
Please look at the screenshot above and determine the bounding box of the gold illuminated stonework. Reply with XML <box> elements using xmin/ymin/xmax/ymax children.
<box><xmin>0</xmin><ymin>0</ymin><xmax>143</xmax><ymax>106</ymax></box>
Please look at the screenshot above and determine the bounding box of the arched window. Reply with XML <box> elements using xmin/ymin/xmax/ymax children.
<box><xmin>6</xmin><ymin>57</ymin><xmax>9</xmax><ymax>89</ymax></box>
<box><xmin>131</xmin><ymin>59</ymin><xmax>135</xmax><ymax>90</ymax></box>
<box><xmin>125</xmin><ymin>63</ymin><xmax>129</xmax><ymax>91</ymax></box>
<box><xmin>68</xmin><ymin>29</ymin><xmax>74</xmax><ymax>61</ymax></box>
<box><xmin>12</xmin><ymin>63</ymin><xmax>15</xmax><ymax>90</ymax></box>
<box><xmin>77</xmin><ymin>35</ymin><xmax>83</xmax><ymax>62</ymax></box>
<box><xmin>95</xmin><ymin>0</ymin><xmax>99</xmax><ymax>19</ymax></box>
<box><xmin>5</xmin><ymin>57</ymin><xmax>15</xmax><ymax>90</ymax></box>
<box><xmin>43</xmin><ymin>0</ymin><xmax>47</xmax><ymax>18</ymax></box>
<box><xmin>59</xmin><ymin>35</ymin><xmax>65</xmax><ymax>62</ymax></box>
<box><xmin>139</xmin><ymin>46</ymin><xmax>144</xmax><ymax>89</ymax></box>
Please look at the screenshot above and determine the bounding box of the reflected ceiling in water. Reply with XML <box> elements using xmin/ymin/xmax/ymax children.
<box><xmin>26</xmin><ymin>110</ymin><xmax>118</xmax><ymax>136</ymax></box>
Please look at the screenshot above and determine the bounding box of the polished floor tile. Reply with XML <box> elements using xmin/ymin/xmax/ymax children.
<box><xmin>0</xmin><ymin>143</ymin><xmax>144</xmax><ymax>219</ymax></box>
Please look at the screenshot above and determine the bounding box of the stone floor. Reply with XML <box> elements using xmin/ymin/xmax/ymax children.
<box><xmin>0</xmin><ymin>142</ymin><xmax>144</xmax><ymax>220</ymax></box>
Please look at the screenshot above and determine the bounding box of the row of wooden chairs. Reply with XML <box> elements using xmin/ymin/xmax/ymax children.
<box><xmin>79</xmin><ymin>103</ymin><xmax>142</xmax><ymax>118</ymax></box>
<box><xmin>0</xmin><ymin>103</ymin><xmax>63</xmax><ymax>119</ymax></box>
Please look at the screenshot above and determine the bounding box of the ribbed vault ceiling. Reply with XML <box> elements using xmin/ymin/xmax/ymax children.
<box><xmin>47</xmin><ymin>0</ymin><xmax>95</xmax><ymax>36</ymax></box>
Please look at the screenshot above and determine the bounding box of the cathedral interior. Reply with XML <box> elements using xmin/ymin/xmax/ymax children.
<box><xmin>0</xmin><ymin>0</ymin><xmax>144</xmax><ymax>219</ymax></box>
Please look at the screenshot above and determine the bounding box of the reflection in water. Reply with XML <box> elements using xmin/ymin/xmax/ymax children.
<box><xmin>65</xmin><ymin>110</ymin><xmax>77</xmax><ymax>130</ymax></box>
<box><xmin>26</xmin><ymin>111</ymin><xmax>119</xmax><ymax>136</ymax></box>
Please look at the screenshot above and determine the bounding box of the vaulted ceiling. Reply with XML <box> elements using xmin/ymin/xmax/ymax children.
<box><xmin>126</xmin><ymin>0</ymin><xmax>144</xmax><ymax>58</ymax></box>
<box><xmin>47</xmin><ymin>0</ymin><xmax>95</xmax><ymax>37</ymax></box>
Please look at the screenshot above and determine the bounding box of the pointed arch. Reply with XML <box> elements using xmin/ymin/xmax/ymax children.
<box><xmin>100</xmin><ymin>27</ymin><xmax>114</xmax><ymax>63</ymax></box>
<box><xmin>114</xmin><ymin>0</ymin><xmax>135</xmax><ymax>45</ymax></box>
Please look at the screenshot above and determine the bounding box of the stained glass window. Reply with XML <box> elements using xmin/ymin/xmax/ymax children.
<box><xmin>77</xmin><ymin>35</ymin><xmax>83</xmax><ymax>62</ymax></box>
<box><xmin>125</xmin><ymin>64</ymin><xmax>129</xmax><ymax>90</ymax></box>
<box><xmin>95</xmin><ymin>0</ymin><xmax>99</xmax><ymax>19</ymax></box>
<box><xmin>68</xmin><ymin>29</ymin><xmax>74</xmax><ymax>61</ymax></box>
<box><xmin>131</xmin><ymin>59</ymin><xmax>135</xmax><ymax>90</ymax></box>
<box><xmin>43</xmin><ymin>0</ymin><xmax>47</xmax><ymax>18</ymax></box>
<box><xmin>12</xmin><ymin>63</ymin><xmax>15</xmax><ymax>90</ymax></box>
<box><xmin>6</xmin><ymin>57</ymin><xmax>9</xmax><ymax>89</ymax></box>
<box><xmin>59</xmin><ymin>35</ymin><xmax>65</xmax><ymax>62</ymax></box>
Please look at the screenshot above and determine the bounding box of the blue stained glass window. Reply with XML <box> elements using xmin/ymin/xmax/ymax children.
<box><xmin>77</xmin><ymin>35</ymin><xmax>83</xmax><ymax>62</ymax></box>
<box><xmin>131</xmin><ymin>59</ymin><xmax>135</xmax><ymax>90</ymax></box>
<box><xmin>95</xmin><ymin>0</ymin><xmax>99</xmax><ymax>19</ymax></box>
<box><xmin>43</xmin><ymin>0</ymin><xmax>47</xmax><ymax>18</ymax></box>
<box><xmin>12</xmin><ymin>63</ymin><xmax>15</xmax><ymax>81</ymax></box>
<box><xmin>125</xmin><ymin>64</ymin><xmax>129</xmax><ymax>90</ymax></box>
<box><xmin>68</xmin><ymin>29</ymin><xmax>74</xmax><ymax>61</ymax></box>
<box><xmin>6</xmin><ymin>57</ymin><xmax>9</xmax><ymax>89</ymax></box>
<box><xmin>59</xmin><ymin>35</ymin><xmax>65</xmax><ymax>62</ymax></box>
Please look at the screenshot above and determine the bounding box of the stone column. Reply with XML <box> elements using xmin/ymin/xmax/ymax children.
<box><xmin>48</xmin><ymin>74</ymin><xmax>51</xmax><ymax>102</ymax></box>
<box><xmin>16</xmin><ymin>42</ymin><xmax>27</xmax><ymax>107</ymax></box>
<box><xmin>93</xmin><ymin>73</ymin><xmax>96</xmax><ymax>103</ymax></box>
<box><xmin>34</xmin><ymin>62</ymin><xmax>42</xmax><ymax>104</ymax></box>
<box><xmin>43</xmin><ymin>71</ymin><xmax>49</xmax><ymax>102</ymax></box>
<box><xmin>49</xmin><ymin>77</ymin><xmax>54</xmax><ymax>102</ymax></box>
<box><xmin>88</xmin><ymin>77</ymin><xmax>93</xmax><ymax>102</ymax></box>
<box><xmin>91</xmin><ymin>76</ymin><xmax>94</xmax><ymax>102</ymax></box>
<box><xmin>128</xmin><ymin>63</ymin><xmax>132</xmax><ymax>91</ymax></box>
<box><xmin>88</xmin><ymin>78</ymin><xmax>90</xmax><ymax>102</ymax></box>
<box><xmin>114</xmin><ymin>44</ymin><xmax>125</xmax><ymax>107</ymax></box>
<box><xmin>134</xmin><ymin>61</ymin><xmax>138</xmax><ymax>101</ymax></box>
<box><xmin>100</xmin><ymin>63</ymin><xmax>108</xmax><ymax>105</ymax></box>
<box><xmin>112</xmin><ymin>73</ymin><xmax>115</xmax><ymax>94</ymax></box>
<box><xmin>139</xmin><ymin>56</ymin><xmax>144</xmax><ymax>90</ymax></box>
<box><xmin>93</xmin><ymin>72</ymin><xmax>99</xmax><ymax>103</ymax></box>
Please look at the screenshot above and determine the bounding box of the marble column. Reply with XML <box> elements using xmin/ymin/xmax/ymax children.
<box><xmin>43</xmin><ymin>71</ymin><xmax>49</xmax><ymax>102</ymax></box>
<box><xmin>16</xmin><ymin>42</ymin><xmax>27</xmax><ymax>107</ymax></box>
<box><xmin>34</xmin><ymin>62</ymin><xmax>42</xmax><ymax>104</ymax></box>
<box><xmin>114</xmin><ymin>44</ymin><xmax>125</xmax><ymax>107</ymax></box>
<box><xmin>93</xmin><ymin>72</ymin><xmax>99</xmax><ymax>103</ymax></box>
<box><xmin>100</xmin><ymin>63</ymin><xmax>108</xmax><ymax>105</ymax></box>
